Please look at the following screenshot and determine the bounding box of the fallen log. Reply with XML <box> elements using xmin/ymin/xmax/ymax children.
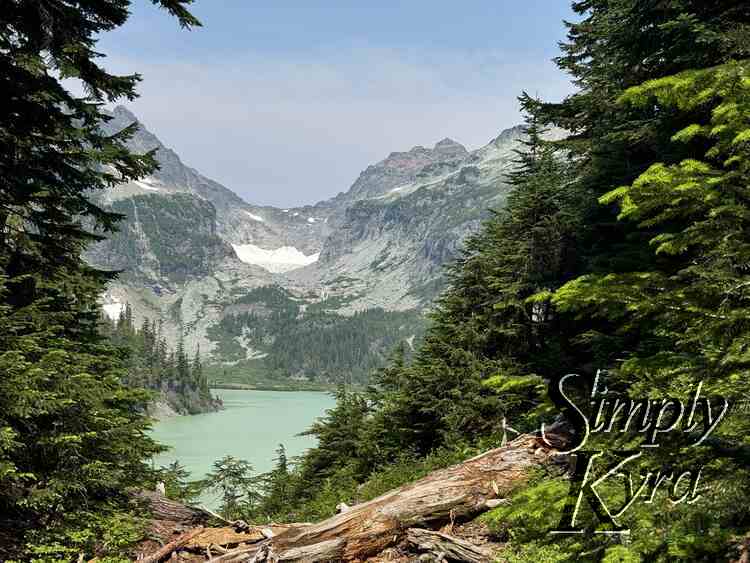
<box><xmin>213</xmin><ymin>425</ymin><xmax>570</xmax><ymax>562</ymax></box>
<box><xmin>406</xmin><ymin>528</ymin><xmax>493</xmax><ymax>562</ymax></box>
<box><xmin>140</xmin><ymin>526</ymin><xmax>205</xmax><ymax>563</ymax></box>
<box><xmin>134</xmin><ymin>490</ymin><xmax>211</xmax><ymax>525</ymax></box>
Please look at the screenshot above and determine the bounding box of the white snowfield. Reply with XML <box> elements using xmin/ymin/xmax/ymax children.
<box><xmin>102</xmin><ymin>300</ymin><xmax>126</xmax><ymax>321</ymax></box>
<box><xmin>244</xmin><ymin>210</ymin><xmax>265</xmax><ymax>222</ymax></box>
<box><xmin>231</xmin><ymin>243</ymin><xmax>320</xmax><ymax>273</ymax></box>
<box><xmin>134</xmin><ymin>177</ymin><xmax>161</xmax><ymax>191</ymax></box>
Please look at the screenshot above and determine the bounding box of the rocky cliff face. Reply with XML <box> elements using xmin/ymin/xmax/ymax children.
<box><xmin>332</xmin><ymin>137</ymin><xmax>469</xmax><ymax>203</ymax></box>
<box><xmin>89</xmin><ymin>107</ymin><xmax>541</xmax><ymax>382</ymax></box>
<box><xmin>86</xmin><ymin>193</ymin><xmax>234</xmax><ymax>284</ymax></box>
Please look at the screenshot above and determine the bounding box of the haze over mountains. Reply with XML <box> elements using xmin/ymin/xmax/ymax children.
<box><xmin>86</xmin><ymin>106</ymin><xmax>552</xmax><ymax>384</ymax></box>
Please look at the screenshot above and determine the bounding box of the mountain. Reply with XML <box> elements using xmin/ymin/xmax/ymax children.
<box><xmin>86</xmin><ymin>107</ymin><xmax>550</xmax><ymax>385</ymax></box>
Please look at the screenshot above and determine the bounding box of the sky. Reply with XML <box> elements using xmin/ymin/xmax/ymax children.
<box><xmin>99</xmin><ymin>1</ymin><xmax>577</xmax><ymax>207</ymax></box>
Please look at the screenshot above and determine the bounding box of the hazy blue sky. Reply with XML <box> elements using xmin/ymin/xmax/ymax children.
<box><xmin>100</xmin><ymin>1</ymin><xmax>577</xmax><ymax>207</ymax></box>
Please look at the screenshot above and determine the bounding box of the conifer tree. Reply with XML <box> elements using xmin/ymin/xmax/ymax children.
<box><xmin>548</xmin><ymin>59</ymin><xmax>750</xmax><ymax>558</ymax></box>
<box><xmin>201</xmin><ymin>456</ymin><xmax>256</xmax><ymax>520</ymax></box>
<box><xmin>0</xmin><ymin>1</ymin><xmax>200</xmax><ymax>558</ymax></box>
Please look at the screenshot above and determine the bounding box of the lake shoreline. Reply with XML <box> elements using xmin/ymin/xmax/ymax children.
<box><xmin>210</xmin><ymin>382</ymin><xmax>362</xmax><ymax>393</ymax></box>
<box><xmin>150</xmin><ymin>389</ymin><xmax>336</xmax><ymax>509</ymax></box>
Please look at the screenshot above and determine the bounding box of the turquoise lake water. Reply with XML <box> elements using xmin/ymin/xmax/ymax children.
<box><xmin>150</xmin><ymin>389</ymin><xmax>335</xmax><ymax>507</ymax></box>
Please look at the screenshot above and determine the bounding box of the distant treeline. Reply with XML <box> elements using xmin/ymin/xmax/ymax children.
<box><xmin>208</xmin><ymin>284</ymin><xmax>423</xmax><ymax>384</ymax></box>
<box><xmin>101</xmin><ymin>304</ymin><xmax>219</xmax><ymax>414</ymax></box>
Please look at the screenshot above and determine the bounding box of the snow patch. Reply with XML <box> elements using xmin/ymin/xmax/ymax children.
<box><xmin>244</xmin><ymin>211</ymin><xmax>265</xmax><ymax>222</ymax></box>
<box><xmin>231</xmin><ymin>243</ymin><xmax>320</xmax><ymax>273</ymax></box>
<box><xmin>102</xmin><ymin>298</ymin><xmax>126</xmax><ymax>321</ymax></box>
<box><xmin>282</xmin><ymin>209</ymin><xmax>289</xmax><ymax>213</ymax></box>
<box><xmin>293</xmin><ymin>212</ymin><xmax>300</xmax><ymax>217</ymax></box>
<box><xmin>307</xmin><ymin>217</ymin><xmax>317</xmax><ymax>224</ymax></box>
<box><xmin>134</xmin><ymin>177</ymin><xmax>161</xmax><ymax>192</ymax></box>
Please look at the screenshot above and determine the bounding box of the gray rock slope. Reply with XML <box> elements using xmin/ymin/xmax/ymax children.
<box><xmin>86</xmin><ymin>107</ymin><xmax>538</xmax><ymax>380</ymax></box>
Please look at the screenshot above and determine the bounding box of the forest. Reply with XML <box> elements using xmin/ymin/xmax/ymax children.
<box><xmin>1</xmin><ymin>0</ymin><xmax>750</xmax><ymax>561</ymax></box>
<box><xmin>207</xmin><ymin>284</ymin><xmax>423</xmax><ymax>385</ymax></box>
<box><xmin>100</xmin><ymin>304</ymin><xmax>219</xmax><ymax>414</ymax></box>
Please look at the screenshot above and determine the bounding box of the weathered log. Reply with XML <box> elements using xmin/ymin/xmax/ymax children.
<box><xmin>185</xmin><ymin>527</ymin><xmax>265</xmax><ymax>549</ymax></box>
<box><xmin>214</xmin><ymin>426</ymin><xmax>570</xmax><ymax>562</ymax></box>
<box><xmin>406</xmin><ymin>528</ymin><xmax>493</xmax><ymax>562</ymax></box>
<box><xmin>731</xmin><ymin>533</ymin><xmax>750</xmax><ymax>563</ymax></box>
<box><xmin>140</xmin><ymin>526</ymin><xmax>205</xmax><ymax>563</ymax></box>
<box><xmin>134</xmin><ymin>490</ymin><xmax>211</xmax><ymax>525</ymax></box>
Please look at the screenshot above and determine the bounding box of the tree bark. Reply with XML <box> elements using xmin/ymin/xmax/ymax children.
<box><xmin>406</xmin><ymin>528</ymin><xmax>493</xmax><ymax>562</ymax></box>
<box><xmin>134</xmin><ymin>490</ymin><xmax>211</xmax><ymax>525</ymax></box>
<box><xmin>140</xmin><ymin>527</ymin><xmax>205</xmax><ymax>563</ymax></box>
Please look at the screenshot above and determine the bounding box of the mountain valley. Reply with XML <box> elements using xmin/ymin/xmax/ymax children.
<box><xmin>86</xmin><ymin>106</ymin><xmax>542</xmax><ymax>386</ymax></box>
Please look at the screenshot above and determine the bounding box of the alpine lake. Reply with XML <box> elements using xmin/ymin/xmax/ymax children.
<box><xmin>150</xmin><ymin>389</ymin><xmax>336</xmax><ymax>508</ymax></box>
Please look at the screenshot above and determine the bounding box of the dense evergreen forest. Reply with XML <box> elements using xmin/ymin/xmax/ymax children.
<box><xmin>0</xmin><ymin>1</ymin><xmax>200</xmax><ymax>560</ymax></box>
<box><xmin>100</xmin><ymin>305</ymin><xmax>220</xmax><ymax>414</ymax></box>
<box><xmin>207</xmin><ymin>285</ymin><xmax>423</xmax><ymax>385</ymax></box>
<box><xmin>2</xmin><ymin>0</ymin><xmax>750</xmax><ymax>561</ymax></box>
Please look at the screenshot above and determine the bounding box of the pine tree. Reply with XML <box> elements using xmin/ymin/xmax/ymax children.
<box><xmin>176</xmin><ymin>332</ymin><xmax>190</xmax><ymax>392</ymax></box>
<box><xmin>253</xmin><ymin>445</ymin><xmax>292</xmax><ymax>519</ymax></box>
<box><xmin>492</xmin><ymin>2</ymin><xmax>750</xmax><ymax>558</ymax></box>
<box><xmin>0</xmin><ymin>1</ymin><xmax>200</xmax><ymax>558</ymax></box>
<box><xmin>200</xmin><ymin>456</ymin><xmax>256</xmax><ymax>520</ymax></box>
<box><xmin>550</xmin><ymin>59</ymin><xmax>750</xmax><ymax>557</ymax></box>
<box><xmin>192</xmin><ymin>345</ymin><xmax>206</xmax><ymax>392</ymax></box>
<box><xmin>159</xmin><ymin>461</ymin><xmax>201</xmax><ymax>504</ymax></box>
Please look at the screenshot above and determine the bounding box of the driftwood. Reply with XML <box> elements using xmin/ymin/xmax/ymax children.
<box><xmin>208</xmin><ymin>426</ymin><xmax>570</xmax><ymax>562</ymax></box>
<box><xmin>406</xmin><ymin>528</ymin><xmax>493</xmax><ymax>562</ymax></box>
<box><xmin>140</xmin><ymin>526</ymin><xmax>205</xmax><ymax>563</ymax></box>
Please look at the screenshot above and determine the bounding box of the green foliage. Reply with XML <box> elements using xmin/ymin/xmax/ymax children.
<box><xmin>100</xmin><ymin>307</ymin><xmax>217</xmax><ymax>414</ymax></box>
<box><xmin>0</xmin><ymin>276</ymin><xmax>164</xmax><ymax>560</ymax></box>
<box><xmin>15</xmin><ymin>508</ymin><xmax>147</xmax><ymax>563</ymax></box>
<box><xmin>157</xmin><ymin>461</ymin><xmax>202</xmax><ymax>504</ymax></box>
<box><xmin>207</xmin><ymin>285</ymin><xmax>424</xmax><ymax>384</ymax></box>
<box><xmin>0</xmin><ymin>0</ymin><xmax>198</xmax><ymax>559</ymax></box>
<box><xmin>549</xmin><ymin>57</ymin><xmax>750</xmax><ymax>560</ymax></box>
<box><xmin>199</xmin><ymin>456</ymin><xmax>259</xmax><ymax>520</ymax></box>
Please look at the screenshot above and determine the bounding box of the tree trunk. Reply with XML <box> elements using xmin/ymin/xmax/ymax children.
<box><xmin>405</xmin><ymin>528</ymin><xmax>493</xmax><ymax>562</ymax></box>
<box><xmin>134</xmin><ymin>490</ymin><xmax>211</xmax><ymax>525</ymax></box>
<box><xmin>140</xmin><ymin>527</ymin><xmax>205</xmax><ymax>563</ymax></box>
<box><xmin>212</xmin><ymin>425</ymin><xmax>570</xmax><ymax>562</ymax></box>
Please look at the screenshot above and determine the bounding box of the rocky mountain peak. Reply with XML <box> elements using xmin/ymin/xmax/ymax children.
<box><xmin>490</xmin><ymin>125</ymin><xmax>526</xmax><ymax>146</ymax></box>
<box><xmin>103</xmin><ymin>105</ymin><xmax>164</xmax><ymax>156</ymax></box>
<box><xmin>339</xmin><ymin>138</ymin><xmax>470</xmax><ymax>203</ymax></box>
<box><xmin>434</xmin><ymin>137</ymin><xmax>464</xmax><ymax>149</ymax></box>
<box><xmin>88</xmin><ymin>108</ymin><xmax>535</xmax><ymax>370</ymax></box>
<box><xmin>111</xmin><ymin>105</ymin><xmax>138</xmax><ymax>122</ymax></box>
<box><xmin>433</xmin><ymin>137</ymin><xmax>468</xmax><ymax>158</ymax></box>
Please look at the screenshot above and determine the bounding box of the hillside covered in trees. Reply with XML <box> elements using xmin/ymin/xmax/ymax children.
<box><xmin>206</xmin><ymin>284</ymin><xmax>423</xmax><ymax>386</ymax></box>
<box><xmin>2</xmin><ymin>0</ymin><xmax>750</xmax><ymax>562</ymax></box>
<box><xmin>100</xmin><ymin>304</ymin><xmax>220</xmax><ymax>414</ymax></box>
